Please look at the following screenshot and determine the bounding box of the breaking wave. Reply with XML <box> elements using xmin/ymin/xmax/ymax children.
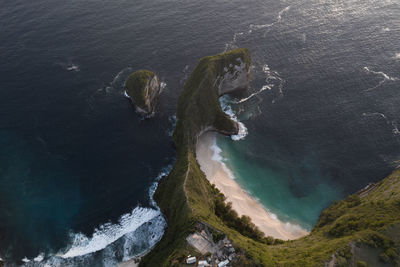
<box><xmin>20</xmin><ymin>165</ymin><xmax>173</xmax><ymax>267</ymax></box>
<box><xmin>60</xmin><ymin>208</ymin><xmax>161</xmax><ymax>259</ymax></box>
<box><xmin>220</xmin><ymin>96</ymin><xmax>248</xmax><ymax>141</ymax></box>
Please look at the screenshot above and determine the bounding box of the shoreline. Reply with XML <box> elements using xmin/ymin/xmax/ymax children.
<box><xmin>196</xmin><ymin>131</ymin><xmax>308</xmax><ymax>240</ymax></box>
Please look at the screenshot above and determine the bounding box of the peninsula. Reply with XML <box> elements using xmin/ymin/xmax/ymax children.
<box><xmin>139</xmin><ymin>49</ymin><xmax>400</xmax><ymax>266</ymax></box>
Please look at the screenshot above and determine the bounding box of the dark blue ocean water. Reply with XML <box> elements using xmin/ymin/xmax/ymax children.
<box><xmin>1</xmin><ymin>0</ymin><xmax>400</xmax><ymax>265</ymax></box>
<box><xmin>217</xmin><ymin>0</ymin><xmax>400</xmax><ymax>230</ymax></box>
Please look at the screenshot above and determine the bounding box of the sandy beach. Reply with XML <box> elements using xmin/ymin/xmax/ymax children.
<box><xmin>196</xmin><ymin>132</ymin><xmax>308</xmax><ymax>240</ymax></box>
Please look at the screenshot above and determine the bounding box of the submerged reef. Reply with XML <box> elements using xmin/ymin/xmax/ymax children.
<box><xmin>125</xmin><ymin>70</ymin><xmax>163</xmax><ymax>117</ymax></box>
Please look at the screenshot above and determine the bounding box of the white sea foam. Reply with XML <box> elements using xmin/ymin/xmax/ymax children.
<box><xmin>33</xmin><ymin>253</ymin><xmax>44</xmax><ymax>262</ymax></box>
<box><xmin>394</xmin><ymin>53</ymin><xmax>400</xmax><ymax>60</ymax></box>
<box><xmin>60</xmin><ymin>207</ymin><xmax>161</xmax><ymax>258</ymax></box>
<box><xmin>123</xmin><ymin>81</ymin><xmax>166</xmax><ymax>99</ymax></box>
<box><xmin>97</xmin><ymin>67</ymin><xmax>133</xmax><ymax>95</ymax></box>
<box><xmin>123</xmin><ymin>90</ymin><xmax>130</xmax><ymax>98</ymax></box>
<box><xmin>232</xmin><ymin>122</ymin><xmax>248</xmax><ymax>141</ymax></box>
<box><xmin>160</xmin><ymin>81</ymin><xmax>167</xmax><ymax>92</ymax></box>
<box><xmin>269</xmin><ymin>213</ymin><xmax>278</xmax><ymax>220</ymax></box>
<box><xmin>18</xmin><ymin>165</ymin><xmax>173</xmax><ymax>266</ymax></box>
<box><xmin>148</xmin><ymin>164</ymin><xmax>174</xmax><ymax>208</ymax></box>
<box><xmin>210</xmin><ymin>137</ymin><xmax>236</xmax><ymax>180</ymax></box>
<box><xmin>224</xmin><ymin>6</ymin><xmax>290</xmax><ymax>51</ymax></box>
<box><xmin>22</xmin><ymin>214</ymin><xmax>166</xmax><ymax>267</ymax></box>
<box><xmin>59</xmin><ymin>164</ymin><xmax>173</xmax><ymax>259</ymax></box>
<box><xmin>236</xmin><ymin>85</ymin><xmax>270</xmax><ymax>104</ymax></box>
<box><xmin>391</xmin><ymin>121</ymin><xmax>400</xmax><ymax>135</ymax></box>
<box><xmin>236</xmin><ymin>64</ymin><xmax>284</xmax><ymax>104</ymax></box>
<box><xmin>114</xmin><ymin>67</ymin><xmax>133</xmax><ymax>87</ymax></box>
<box><xmin>66</xmin><ymin>64</ymin><xmax>80</xmax><ymax>72</ymax></box>
<box><xmin>56</xmin><ymin>61</ymin><xmax>80</xmax><ymax>72</ymax></box>
<box><xmin>208</xmin><ymin>136</ymin><xmax>308</xmax><ymax>235</ymax></box>
<box><xmin>210</xmin><ymin>142</ymin><xmax>223</xmax><ymax>162</ymax></box>
<box><xmin>249</xmin><ymin>6</ymin><xmax>291</xmax><ymax>31</ymax></box>
<box><xmin>381</xmin><ymin>27</ymin><xmax>391</xmax><ymax>32</ymax></box>
<box><xmin>362</xmin><ymin>112</ymin><xmax>387</xmax><ymax>120</ymax></box>
<box><xmin>363</xmin><ymin>67</ymin><xmax>399</xmax><ymax>91</ymax></box>
<box><xmin>167</xmin><ymin>115</ymin><xmax>177</xmax><ymax>137</ymax></box>
<box><xmin>219</xmin><ymin>96</ymin><xmax>248</xmax><ymax>141</ymax></box>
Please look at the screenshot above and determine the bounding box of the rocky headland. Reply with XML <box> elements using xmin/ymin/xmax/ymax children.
<box><xmin>125</xmin><ymin>70</ymin><xmax>163</xmax><ymax>117</ymax></box>
<box><xmin>138</xmin><ymin>49</ymin><xmax>400</xmax><ymax>267</ymax></box>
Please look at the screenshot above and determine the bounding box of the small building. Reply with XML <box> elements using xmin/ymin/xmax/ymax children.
<box><xmin>218</xmin><ymin>259</ymin><xmax>229</xmax><ymax>267</ymax></box>
<box><xmin>186</xmin><ymin>256</ymin><xmax>196</xmax><ymax>264</ymax></box>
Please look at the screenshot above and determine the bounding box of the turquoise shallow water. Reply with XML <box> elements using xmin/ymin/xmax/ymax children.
<box><xmin>216</xmin><ymin>134</ymin><xmax>343</xmax><ymax>230</ymax></box>
<box><xmin>1</xmin><ymin>0</ymin><xmax>400</xmax><ymax>265</ymax></box>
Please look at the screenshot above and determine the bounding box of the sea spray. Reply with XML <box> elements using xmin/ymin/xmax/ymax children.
<box><xmin>33</xmin><ymin>254</ymin><xmax>44</xmax><ymax>262</ymax></box>
<box><xmin>60</xmin><ymin>207</ymin><xmax>162</xmax><ymax>258</ymax></box>
<box><xmin>59</xmin><ymin>164</ymin><xmax>173</xmax><ymax>258</ymax></box>
<box><xmin>21</xmin><ymin>164</ymin><xmax>174</xmax><ymax>267</ymax></box>
<box><xmin>236</xmin><ymin>64</ymin><xmax>284</xmax><ymax>105</ymax></box>
<box><xmin>219</xmin><ymin>95</ymin><xmax>248</xmax><ymax>141</ymax></box>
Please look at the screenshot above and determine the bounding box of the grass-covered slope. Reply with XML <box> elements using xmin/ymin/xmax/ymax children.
<box><xmin>140</xmin><ymin>48</ymin><xmax>251</xmax><ymax>266</ymax></box>
<box><xmin>125</xmin><ymin>70</ymin><xmax>161</xmax><ymax>115</ymax></box>
<box><xmin>140</xmin><ymin>49</ymin><xmax>400</xmax><ymax>266</ymax></box>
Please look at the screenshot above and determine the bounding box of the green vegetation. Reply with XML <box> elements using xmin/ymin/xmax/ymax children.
<box><xmin>125</xmin><ymin>70</ymin><xmax>159</xmax><ymax>113</ymax></box>
<box><xmin>140</xmin><ymin>49</ymin><xmax>400</xmax><ymax>266</ymax></box>
<box><xmin>213</xmin><ymin>185</ymin><xmax>270</xmax><ymax>243</ymax></box>
<box><xmin>140</xmin><ymin>49</ymin><xmax>251</xmax><ymax>266</ymax></box>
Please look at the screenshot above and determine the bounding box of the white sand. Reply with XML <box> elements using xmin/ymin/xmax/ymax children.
<box><xmin>196</xmin><ymin>132</ymin><xmax>309</xmax><ymax>240</ymax></box>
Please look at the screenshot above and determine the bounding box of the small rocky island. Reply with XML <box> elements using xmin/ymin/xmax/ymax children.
<box><xmin>125</xmin><ymin>70</ymin><xmax>163</xmax><ymax>117</ymax></box>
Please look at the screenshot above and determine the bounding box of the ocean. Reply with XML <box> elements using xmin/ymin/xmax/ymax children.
<box><xmin>0</xmin><ymin>0</ymin><xmax>399</xmax><ymax>265</ymax></box>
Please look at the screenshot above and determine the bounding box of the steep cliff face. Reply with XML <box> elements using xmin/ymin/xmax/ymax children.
<box><xmin>140</xmin><ymin>48</ymin><xmax>251</xmax><ymax>267</ymax></box>
<box><xmin>125</xmin><ymin>70</ymin><xmax>162</xmax><ymax>117</ymax></box>
<box><xmin>140</xmin><ymin>49</ymin><xmax>400</xmax><ymax>267</ymax></box>
<box><xmin>217</xmin><ymin>57</ymin><xmax>250</xmax><ymax>96</ymax></box>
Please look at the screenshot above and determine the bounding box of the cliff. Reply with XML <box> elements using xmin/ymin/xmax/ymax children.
<box><xmin>125</xmin><ymin>70</ymin><xmax>162</xmax><ymax>116</ymax></box>
<box><xmin>140</xmin><ymin>49</ymin><xmax>400</xmax><ymax>266</ymax></box>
